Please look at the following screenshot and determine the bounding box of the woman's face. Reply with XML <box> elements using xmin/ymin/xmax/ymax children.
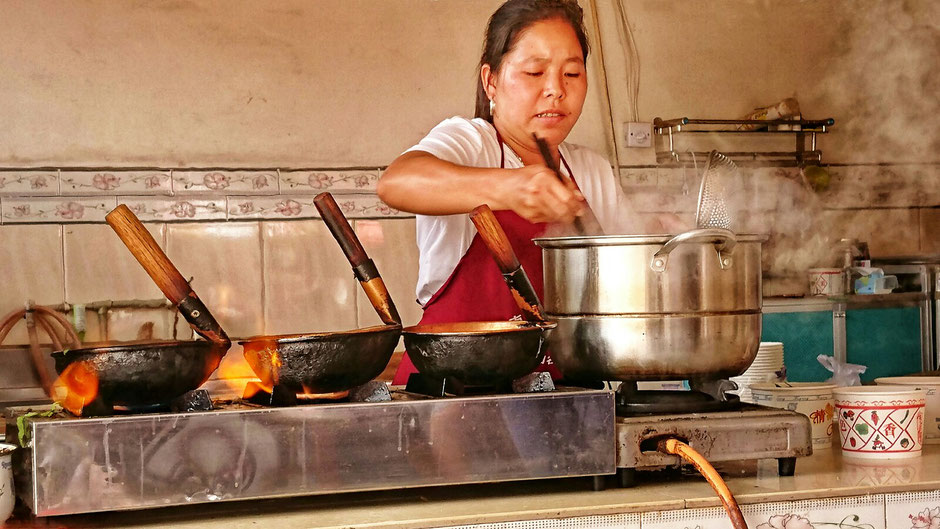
<box><xmin>483</xmin><ymin>17</ymin><xmax>587</xmax><ymax>155</ymax></box>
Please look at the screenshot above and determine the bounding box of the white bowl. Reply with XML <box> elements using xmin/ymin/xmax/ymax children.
<box><xmin>750</xmin><ymin>382</ymin><xmax>837</xmax><ymax>448</ymax></box>
<box><xmin>832</xmin><ymin>386</ymin><xmax>927</xmax><ymax>459</ymax></box>
<box><xmin>874</xmin><ymin>376</ymin><xmax>940</xmax><ymax>444</ymax></box>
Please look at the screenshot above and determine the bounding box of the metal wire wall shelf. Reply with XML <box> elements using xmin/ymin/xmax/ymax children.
<box><xmin>653</xmin><ymin>117</ymin><xmax>835</xmax><ymax>167</ymax></box>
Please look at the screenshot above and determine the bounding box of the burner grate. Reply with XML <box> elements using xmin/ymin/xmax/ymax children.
<box><xmin>615</xmin><ymin>381</ymin><xmax>741</xmax><ymax>416</ymax></box>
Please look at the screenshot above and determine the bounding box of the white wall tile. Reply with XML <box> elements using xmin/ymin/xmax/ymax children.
<box><xmin>63</xmin><ymin>223</ymin><xmax>166</xmax><ymax>303</ymax></box>
<box><xmin>0</xmin><ymin>225</ymin><xmax>65</xmax><ymax>345</ymax></box>
<box><xmin>261</xmin><ymin>220</ymin><xmax>358</xmax><ymax>335</ymax></box>
<box><xmin>165</xmin><ymin>222</ymin><xmax>263</xmax><ymax>339</ymax></box>
<box><xmin>0</xmin><ymin>171</ymin><xmax>59</xmax><ymax>196</ymax></box>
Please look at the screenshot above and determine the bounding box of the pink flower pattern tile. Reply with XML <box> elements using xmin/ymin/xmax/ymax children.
<box><xmin>1</xmin><ymin>197</ymin><xmax>115</xmax><ymax>223</ymax></box>
<box><xmin>280</xmin><ymin>170</ymin><xmax>379</xmax><ymax>193</ymax></box>
<box><xmin>173</xmin><ymin>170</ymin><xmax>278</xmax><ymax>194</ymax></box>
<box><xmin>118</xmin><ymin>197</ymin><xmax>227</xmax><ymax>222</ymax></box>
<box><xmin>0</xmin><ymin>171</ymin><xmax>59</xmax><ymax>196</ymax></box>
<box><xmin>60</xmin><ymin>170</ymin><xmax>172</xmax><ymax>195</ymax></box>
<box><xmin>225</xmin><ymin>194</ymin><xmax>407</xmax><ymax>220</ymax></box>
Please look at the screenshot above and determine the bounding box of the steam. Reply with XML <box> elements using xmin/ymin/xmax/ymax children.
<box><xmin>641</xmin><ymin>2</ymin><xmax>940</xmax><ymax>296</ymax></box>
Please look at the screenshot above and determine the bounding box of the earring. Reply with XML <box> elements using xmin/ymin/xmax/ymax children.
<box><xmin>489</xmin><ymin>99</ymin><xmax>496</xmax><ymax>115</ymax></box>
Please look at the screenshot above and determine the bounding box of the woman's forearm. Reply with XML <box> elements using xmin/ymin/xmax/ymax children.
<box><xmin>377</xmin><ymin>152</ymin><xmax>510</xmax><ymax>215</ymax></box>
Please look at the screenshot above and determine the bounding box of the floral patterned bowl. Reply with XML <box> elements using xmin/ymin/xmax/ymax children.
<box><xmin>750</xmin><ymin>382</ymin><xmax>836</xmax><ymax>449</ymax></box>
<box><xmin>833</xmin><ymin>386</ymin><xmax>927</xmax><ymax>459</ymax></box>
<box><xmin>874</xmin><ymin>376</ymin><xmax>940</xmax><ymax>444</ymax></box>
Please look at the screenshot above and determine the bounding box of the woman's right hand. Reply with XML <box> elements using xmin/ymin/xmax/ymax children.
<box><xmin>501</xmin><ymin>164</ymin><xmax>585</xmax><ymax>224</ymax></box>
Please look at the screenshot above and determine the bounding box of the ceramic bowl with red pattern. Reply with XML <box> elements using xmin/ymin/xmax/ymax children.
<box><xmin>833</xmin><ymin>386</ymin><xmax>927</xmax><ymax>460</ymax></box>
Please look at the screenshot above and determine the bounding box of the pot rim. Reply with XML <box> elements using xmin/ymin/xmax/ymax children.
<box><xmin>534</xmin><ymin>232</ymin><xmax>769</xmax><ymax>247</ymax></box>
<box><xmin>833</xmin><ymin>385</ymin><xmax>927</xmax><ymax>399</ymax></box>
<box><xmin>750</xmin><ymin>381</ymin><xmax>837</xmax><ymax>392</ymax></box>
<box><xmin>874</xmin><ymin>376</ymin><xmax>940</xmax><ymax>387</ymax></box>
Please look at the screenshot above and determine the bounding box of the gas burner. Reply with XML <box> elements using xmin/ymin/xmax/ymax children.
<box><xmin>403</xmin><ymin>372</ymin><xmax>559</xmax><ymax>397</ymax></box>
<box><xmin>614</xmin><ymin>405</ymin><xmax>813</xmax><ymax>487</ymax></box>
<box><xmin>243</xmin><ymin>381</ymin><xmax>392</xmax><ymax>406</ymax></box>
<box><xmin>65</xmin><ymin>389</ymin><xmax>214</xmax><ymax>417</ymax></box>
<box><xmin>615</xmin><ymin>380</ymin><xmax>741</xmax><ymax>416</ymax></box>
<box><xmin>404</xmin><ymin>372</ymin><xmax>511</xmax><ymax>397</ymax></box>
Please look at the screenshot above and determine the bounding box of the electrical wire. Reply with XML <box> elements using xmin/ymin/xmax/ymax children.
<box><xmin>613</xmin><ymin>0</ymin><xmax>641</xmax><ymax>121</ymax></box>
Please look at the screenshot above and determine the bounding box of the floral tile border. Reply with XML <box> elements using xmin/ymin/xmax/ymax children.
<box><xmin>443</xmin><ymin>512</ymin><xmax>640</xmax><ymax>528</ymax></box>
<box><xmin>886</xmin><ymin>490</ymin><xmax>940</xmax><ymax>529</ymax></box>
<box><xmin>226</xmin><ymin>195</ymin><xmax>319</xmax><ymax>220</ymax></box>
<box><xmin>119</xmin><ymin>197</ymin><xmax>227</xmax><ymax>222</ymax></box>
<box><xmin>1</xmin><ymin>196</ymin><xmax>115</xmax><ymax>223</ymax></box>
<box><xmin>643</xmin><ymin>494</ymin><xmax>886</xmax><ymax>529</ymax></box>
<box><xmin>61</xmin><ymin>170</ymin><xmax>172</xmax><ymax>196</ymax></box>
<box><xmin>172</xmin><ymin>170</ymin><xmax>278</xmax><ymax>195</ymax></box>
<box><xmin>280</xmin><ymin>169</ymin><xmax>380</xmax><ymax>193</ymax></box>
<box><xmin>0</xmin><ymin>171</ymin><xmax>59</xmax><ymax>196</ymax></box>
<box><xmin>226</xmin><ymin>194</ymin><xmax>407</xmax><ymax>220</ymax></box>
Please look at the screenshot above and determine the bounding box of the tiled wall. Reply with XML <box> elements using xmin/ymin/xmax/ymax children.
<box><xmin>0</xmin><ymin>169</ymin><xmax>420</xmax><ymax>345</ymax></box>
<box><xmin>2</xmin><ymin>163</ymin><xmax>936</xmax><ymax>344</ymax></box>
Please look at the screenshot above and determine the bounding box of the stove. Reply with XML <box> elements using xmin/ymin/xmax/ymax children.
<box><xmin>5</xmin><ymin>375</ymin><xmax>814</xmax><ymax>517</ymax></box>
<box><xmin>611</xmin><ymin>382</ymin><xmax>813</xmax><ymax>487</ymax></box>
<box><xmin>5</xmin><ymin>382</ymin><xmax>615</xmax><ymax>517</ymax></box>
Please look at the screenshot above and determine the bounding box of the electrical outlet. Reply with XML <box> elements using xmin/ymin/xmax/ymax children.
<box><xmin>625</xmin><ymin>122</ymin><xmax>652</xmax><ymax>148</ymax></box>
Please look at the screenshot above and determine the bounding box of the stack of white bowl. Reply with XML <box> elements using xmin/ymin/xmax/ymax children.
<box><xmin>730</xmin><ymin>341</ymin><xmax>785</xmax><ymax>403</ymax></box>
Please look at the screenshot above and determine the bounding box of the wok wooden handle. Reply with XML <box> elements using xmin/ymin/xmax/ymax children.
<box><xmin>470</xmin><ymin>205</ymin><xmax>546</xmax><ymax>323</ymax></box>
<box><xmin>469</xmin><ymin>205</ymin><xmax>520</xmax><ymax>274</ymax></box>
<box><xmin>106</xmin><ymin>204</ymin><xmax>230</xmax><ymax>345</ymax></box>
<box><xmin>314</xmin><ymin>193</ymin><xmax>402</xmax><ymax>326</ymax></box>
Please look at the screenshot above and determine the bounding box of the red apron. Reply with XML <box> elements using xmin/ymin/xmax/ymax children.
<box><xmin>393</xmin><ymin>134</ymin><xmax>573</xmax><ymax>385</ymax></box>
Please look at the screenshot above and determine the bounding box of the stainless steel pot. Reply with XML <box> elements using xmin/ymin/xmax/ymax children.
<box><xmin>533</xmin><ymin>229</ymin><xmax>768</xmax><ymax>382</ymax></box>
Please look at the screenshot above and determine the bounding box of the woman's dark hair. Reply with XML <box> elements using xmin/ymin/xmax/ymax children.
<box><xmin>474</xmin><ymin>0</ymin><xmax>590</xmax><ymax>122</ymax></box>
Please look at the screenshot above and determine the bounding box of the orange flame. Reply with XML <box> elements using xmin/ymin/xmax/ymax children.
<box><xmin>53</xmin><ymin>361</ymin><xmax>100</xmax><ymax>415</ymax></box>
<box><xmin>237</xmin><ymin>341</ymin><xmax>281</xmax><ymax>398</ymax></box>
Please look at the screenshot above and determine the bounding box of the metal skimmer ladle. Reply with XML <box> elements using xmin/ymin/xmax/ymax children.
<box><xmin>695</xmin><ymin>150</ymin><xmax>736</xmax><ymax>230</ymax></box>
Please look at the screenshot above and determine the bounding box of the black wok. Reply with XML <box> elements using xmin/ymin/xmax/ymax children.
<box><xmin>402</xmin><ymin>321</ymin><xmax>552</xmax><ymax>386</ymax></box>
<box><xmin>318</xmin><ymin>195</ymin><xmax>554</xmax><ymax>387</ymax></box>
<box><xmin>236</xmin><ymin>192</ymin><xmax>402</xmax><ymax>395</ymax></box>
<box><xmin>51</xmin><ymin>205</ymin><xmax>231</xmax><ymax>410</ymax></box>
<box><xmin>52</xmin><ymin>340</ymin><xmax>227</xmax><ymax>407</ymax></box>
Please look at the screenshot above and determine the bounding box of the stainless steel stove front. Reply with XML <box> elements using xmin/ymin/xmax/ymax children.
<box><xmin>6</xmin><ymin>388</ymin><xmax>615</xmax><ymax>516</ymax></box>
<box><xmin>615</xmin><ymin>405</ymin><xmax>813</xmax><ymax>486</ymax></box>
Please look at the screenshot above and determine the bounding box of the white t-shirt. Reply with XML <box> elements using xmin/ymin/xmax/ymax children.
<box><xmin>406</xmin><ymin>116</ymin><xmax>631</xmax><ymax>306</ymax></box>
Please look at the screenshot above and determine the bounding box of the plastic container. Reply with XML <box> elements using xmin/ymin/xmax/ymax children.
<box><xmin>833</xmin><ymin>386</ymin><xmax>926</xmax><ymax>459</ymax></box>
<box><xmin>750</xmin><ymin>382</ymin><xmax>836</xmax><ymax>449</ymax></box>
<box><xmin>874</xmin><ymin>376</ymin><xmax>940</xmax><ymax>444</ymax></box>
<box><xmin>808</xmin><ymin>268</ymin><xmax>844</xmax><ymax>296</ymax></box>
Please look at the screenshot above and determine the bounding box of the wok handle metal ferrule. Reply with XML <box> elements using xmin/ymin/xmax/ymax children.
<box><xmin>501</xmin><ymin>267</ymin><xmax>547</xmax><ymax>323</ymax></box>
<box><xmin>354</xmin><ymin>258</ymin><xmax>402</xmax><ymax>326</ymax></box>
<box><xmin>650</xmin><ymin>228</ymin><xmax>737</xmax><ymax>273</ymax></box>
<box><xmin>177</xmin><ymin>295</ymin><xmax>231</xmax><ymax>346</ymax></box>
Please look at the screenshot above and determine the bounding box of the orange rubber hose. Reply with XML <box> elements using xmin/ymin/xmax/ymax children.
<box><xmin>658</xmin><ymin>437</ymin><xmax>748</xmax><ymax>529</ymax></box>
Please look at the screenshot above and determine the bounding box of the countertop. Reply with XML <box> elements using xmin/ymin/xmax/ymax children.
<box><xmin>6</xmin><ymin>445</ymin><xmax>940</xmax><ymax>528</ymax></box>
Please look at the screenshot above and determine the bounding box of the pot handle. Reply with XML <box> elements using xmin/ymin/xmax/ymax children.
<box><xmin>650</xmin><ymin>228</ymin><xmax>737</xmax><ymax>272</ymax></box>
